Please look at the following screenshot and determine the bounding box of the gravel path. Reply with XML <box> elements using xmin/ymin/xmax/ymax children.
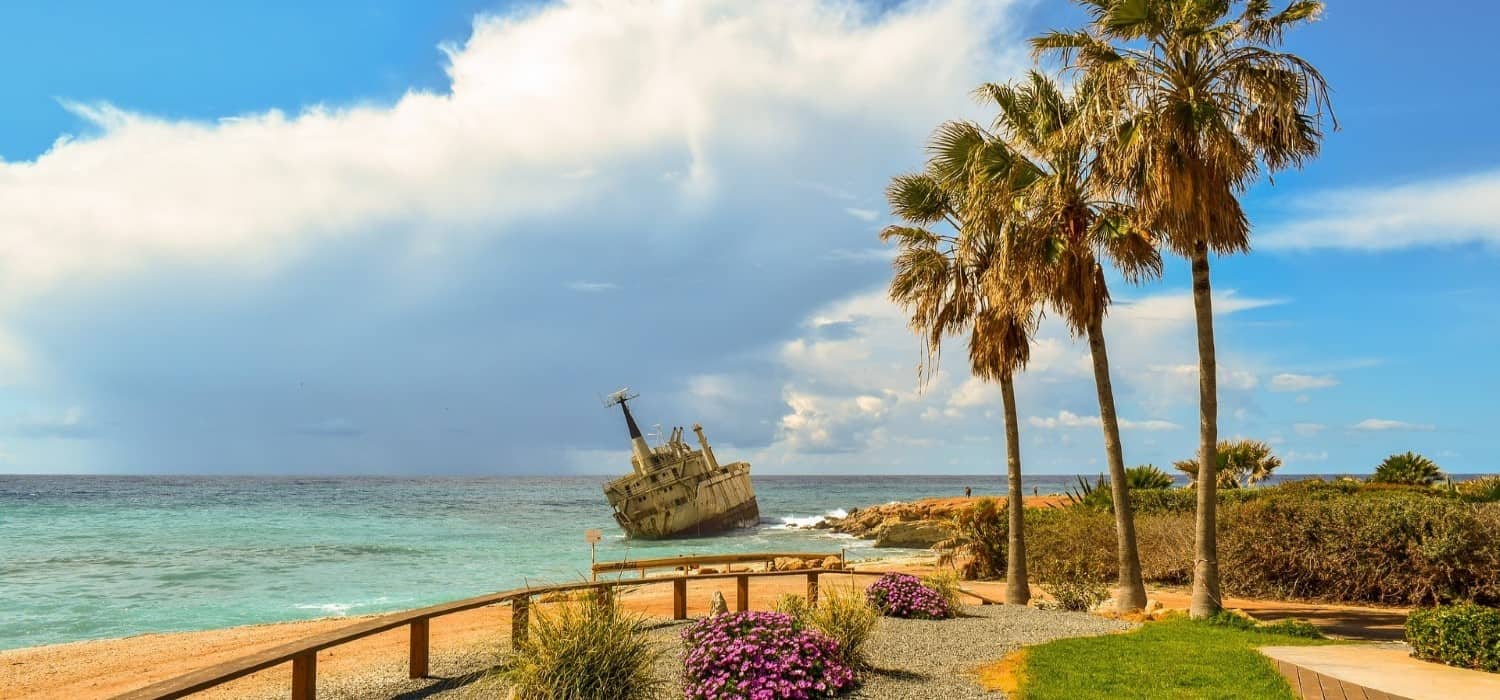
<box><xmin>300</xmin><ymin>605</ymin><xmax>1132</xmax><ymax>699</ymax></box>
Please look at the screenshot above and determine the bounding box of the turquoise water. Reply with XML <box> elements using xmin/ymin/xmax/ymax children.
<box><xmin>2</xmin><ymin>474</ymin><xmax>1072</xmax><ymax>650</ymax></box>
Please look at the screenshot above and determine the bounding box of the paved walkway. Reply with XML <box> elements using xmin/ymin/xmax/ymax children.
<box><xmin>1261</xmin><ymin>644</ymin><xmax>1500</xmax><ymax>700</ymax></box>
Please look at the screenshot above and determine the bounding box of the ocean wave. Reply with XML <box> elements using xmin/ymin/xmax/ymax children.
<box><xmin>771</xmin><ymin>509</ymin><xmax>847</xmax><ymax>530</ymax></box>
<box><xmin>293</xmin><ymin>596</ymin><xmax>392</xmax><ymax>617</ymax></box>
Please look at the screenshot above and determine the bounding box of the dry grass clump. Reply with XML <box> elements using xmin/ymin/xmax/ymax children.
<box><xmin>921</xmin><ymin>569</ymin><xmax>966</xmax><ymax>615</ymax></box>
<box><xmin>504</xmin><ymin>598</ymin><xmax>663</xmax><ymax>700</ymax></box>
<box><xmin>801</xmin><ymin>587</ymin><xmax>879</xmax><ymax>669</ymax></box>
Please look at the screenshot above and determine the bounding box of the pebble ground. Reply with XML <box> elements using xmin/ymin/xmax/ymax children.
<box><xmin>275</xmin><ymin>604</ymin><xmax>1132</xmax><ymax>699</ymax></box>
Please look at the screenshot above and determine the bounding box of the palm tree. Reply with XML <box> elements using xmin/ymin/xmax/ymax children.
<box><xmin>967</xmin><ymin>71</ymin><xmax>1161</xmax><ymax>612</ymax></box>
<box><xmin>1174</xmin><ymin>439</ymin><xmax>1282</xmax><ymax>488</ymax></box>
<box><xmin>1034</xmin><ymin>0</ymin><xmax>1334</xmax><ymax>617</ymax></box>
<box><xmin>1372</xmin><ymin>452</ymin><xmax>1444</xmax><ymax>486</ymax></box>
<box><xmin>883</xmin><ymin>148</ymin><xmax>1039</xmax><ymax>606</ymax></box>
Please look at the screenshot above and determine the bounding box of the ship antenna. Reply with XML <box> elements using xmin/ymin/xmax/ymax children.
<box><xmin>602</xmin><ymin>388</ymin><xmax>643</xmax><ymax>439</ymax></box>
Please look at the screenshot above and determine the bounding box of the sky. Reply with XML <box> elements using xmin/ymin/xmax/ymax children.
<box><xmin>1</xmin><ymin>0</ymin><xmax>1498</xmax><ymax>476</ymax></box>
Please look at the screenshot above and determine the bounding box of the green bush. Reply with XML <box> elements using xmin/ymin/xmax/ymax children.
<box><xmin>1457</xmin><ymin>475</ymin><xmax>1500</xmax><ymax>503</ymax></box>
<box><xmin>800</xmin><ymin>586</ymin><xmax>879</xmax><ymax>669</ymax></box>
<box><xmin>1125</xmin><ymin>464</ymin><xmax>1177</xmax><ymax>490</ymax></box>
<box><xmin>949</xmin><ymin>483</ymin><xmax>1500</xmax><ymax>606</ymax></box>
<box><xmin>949</xmin><ymin>497</ymin><xmax>1007</xmax><ymax>579</ymax></box>
<box><xmin>1373</xmin><ymin>452</ymin><xmax>1444</xmax><ymax>486</ymax></box>
<box><xmin>1042</xmin><ymin>563</ymin><xmax>1110</xmax><ymax>612</ymax></box>
<box><xmin>1174</xmin><ymin>439</ymin><xmax>1282</xmax><ymax>488</ymax></box>
<box><xmin>1406</xmin><ymin>603</ymin><xmax>1500</xmax><ymax>672</ymax></box>
<box><xmin>1207</xmin><ymin>611</ymin><xmax>1325</xmax><ymax>639</ymax></box>
<box><xmin>1218</xmin><ymin>491</ymin><xmax>1500</xmax><ymax>605</ymax></box>
<box><xmin>505</xmin><ymin>598</ymin><xmax>663</xmax><ymax>700</ymax></box>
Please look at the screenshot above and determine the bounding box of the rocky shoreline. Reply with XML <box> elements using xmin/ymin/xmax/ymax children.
<box><xmin>809</xmin><ymin>497</ymin><xmax>972</xmax><ymax>548</ymax></box>
<box><xmin>809</xmin><ymin>494</ymin><xmax>1067</xmax><ymax>549</ymax></box>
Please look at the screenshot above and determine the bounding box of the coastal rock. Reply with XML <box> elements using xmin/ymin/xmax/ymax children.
<box><xmin>709</xmin><ymin>591</ymin><xmax>728</xmax><ymax>616</ymax></box>
<box><xmin>873</xmin><ymin>520</ymin><xmax>957</xmax><ymax>549</ymax></box>
<box><xmin>821</xmin><ymin>555</ymin><xmax>843</xmax><ymax>571</ymax></box>
<box><xmin>773</xmin><ymin>557</ymin><xmax>807</xmax><ymax>571</ymax></box>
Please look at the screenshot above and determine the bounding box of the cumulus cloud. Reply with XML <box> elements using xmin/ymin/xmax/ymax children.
<box><xmin>0</xmin><ymin>0</ymin><xmax>1016</xmax><ymax>309</ymax></box>
<box><xmin>1260</xmin><ymin>170</ymin><xmax>1500</xmax><ymax>251</ymax></box>
<box><xmin>1352</xmin><ymin>418</ymin><xmax>1435</xmax><ymax>432</ymax></box>
<box><xmin>1269</xmin><ymin>373</ymin><xmax>1338</xmax><ymax>392</ymax></box>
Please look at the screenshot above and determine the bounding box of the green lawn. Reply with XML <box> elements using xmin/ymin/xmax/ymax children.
<box><xmin>1016</xmin><ymin>615</ymin><xmax>1333</xmax><ymax>700</ymax></box>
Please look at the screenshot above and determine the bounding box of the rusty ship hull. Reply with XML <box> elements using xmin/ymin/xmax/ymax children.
<box><xmin>601</xmin><ymin>392</ymin><xmax>759</xmax><ymax>539</ymax></box>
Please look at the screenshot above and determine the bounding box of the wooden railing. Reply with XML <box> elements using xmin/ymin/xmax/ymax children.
<box><xmin>112</xmin><ymin>553</ymin><xmax>927</xmax><ymax>700</ymax></box>
<box><xmin>590</xmin><ymin>551</ymin><xmax>843</xmax><ymax>578</ymax></box>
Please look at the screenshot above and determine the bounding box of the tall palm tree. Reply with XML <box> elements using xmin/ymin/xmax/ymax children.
<box><xmin>1034</xmin><ymin>0</ymin><xmax>1334</xmax><ymax>617</ymax></box>
<box><xmin>969</xmin><ymin>71</ymin><xmax>1162</xmax><ymax>612</ymax></box>
<box><xmin>883</xmin><ymin>147</ymin><xmax>1039</xmax><ymax>606</ymax></box>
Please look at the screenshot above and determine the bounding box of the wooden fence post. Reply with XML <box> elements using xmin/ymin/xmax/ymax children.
<box><xmin>595</xmin><ymin>585</ymin><xmax>612</xmax><ymax>607</ymax></box>
<box><xmin>806</xmin><ymin>572</ymin><xmax>819</xmax><ymax>607</ymax></box>
<box><xmin>291</xmin><ymin>651</ymin><xmax>316</xmax><ymax>700</ymax></box>
<box><xmin>673</xmin><ymin>578</ymin><xmax>687</xmax><ymax>620</ymax></box>
<box><xmin>511</xmin><ymin>597</ymin><xmax>530</xmax><ymax>647</ymax></box>
<box><xmin>735</xmin><ymin>575</ymin><xmax>749</xmax><ymax>612</ymax></box>
<box><xmin>409</xmin><ymin>619</ymin><xmax>429</xmax><ymax>679</ymax></box>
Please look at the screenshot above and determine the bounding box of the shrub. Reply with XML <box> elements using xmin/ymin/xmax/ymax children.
<box><xmin>947</xmin><ymin>498</ymin><xmax>1007</xmax><ymax>580</ymax></box>
<box><xmin>865</xmin><ymin>573</ymin><xmax>952</xmax><ymax>619</ymax></box>
<box><xmin>1206</xmin><ymin>611</ymin><xmax>1324</xmax><ymax>639</ymax></box>
<box><xmin>506</xmin><ymin>598</ymin><xmax>662</xmax><ymax>700</ymax></box>
<box><xmin>1042</xmin><ymin>564</ymin><xmax>1109</xmax><ymax>612</ymax></box>
<box><xmin>1125</xmin><ymin>464</ymin><xmax>1177</xmax><ymax>490</ymax></box>
<box><xmin>1218</xmin><ymin>491</ymin><xmax>1500</xmax><ymax>605</ymax></box>
<box><xmin>800</xmin><ymin>587</ymin><xmax>879</xmax><ymax>669</ymax></box>
<box><xmin>681</xmin><ymin>611</ymin><xmax>854</xmax><ymax>699</ymax></box>
<box><xmin>774</xmin><ymin>593</ymin><xmax>810</xmax><ymax>620</ymax></box>
<box><xmin>1174</xmin><ymin>439</ymin><xmax>1281</xmax><ymax>488</ymax></box>
<box><xmin>921</xmin><ymin>569</ymin><xmax>965</xmax><ymax>616</ymax></box>
<box><xmin>1406</xmin><ymin>603</ymin><xmax>1500</xmax><ymax>672</ymax></box>
<box><xmin>1373</xmin><ymin>452</ymin><xmax>1444</xmax><ymax>486</ymax></box>
<box><xmin>1457</xmin><ymin>475</ymin><xmax>1500</xmax><ymax>503</ymax></box>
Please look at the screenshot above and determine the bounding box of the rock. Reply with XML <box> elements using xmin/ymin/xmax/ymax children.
<box><xmin>811</xmin><ymin>519</ymin><xmax>833</xmax><ymax>530</ymax></box>
<box><xmin>773</xmin><ymin>557</ymin><xmax>807</xmax><ymax>571</ymax></box>
<box><xmin>821</xmin><ymin>555</ymin><xmax>843</xmax><ymax>571</ymax></box>
<box><xmin>708</xmin><ymin>591</ymin><xmax>728</xmax><ymax>616</ymax></box>
<box><xmin>1144</xmin><ymin>599</ymin><xmax>1163</xmax><ymax>614</ymax></box>
<box><xmin>697</xmin><ymin>567</ymin><xmax>719</xmax><ymax>575</ymax></box>
<box><xmin>873</xmin><ymin>520</ymin><xmax>957</xmax><ymax>548</ymax></box>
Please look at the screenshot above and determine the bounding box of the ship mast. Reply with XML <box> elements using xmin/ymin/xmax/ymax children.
<box><xmin>604</xmin><ymin>389</ymin><xmax>654</xmax><ymax>475</ymax></box>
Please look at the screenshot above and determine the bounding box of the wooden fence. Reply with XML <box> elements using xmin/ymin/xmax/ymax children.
<box><xmin>113</xmin><ymin>552</ymin><xmax>969</xmax><ymax>700</ymax></box>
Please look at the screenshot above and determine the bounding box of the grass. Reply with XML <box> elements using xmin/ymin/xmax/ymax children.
<box><xmin>1015</xmin><ymin>614</ymin><xmax>1334</xmax><ymax>700</ymax></box>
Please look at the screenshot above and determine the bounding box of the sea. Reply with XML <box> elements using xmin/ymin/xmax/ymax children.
<box><xmin>0</xmin><ymin>474</ymin><xmax>1081</xmax><ymax>650</ymax></box>
<box><xmin>0</xmin><ymin>472</ymin><xmax>1478</xmax><ymax>650</ymax></box>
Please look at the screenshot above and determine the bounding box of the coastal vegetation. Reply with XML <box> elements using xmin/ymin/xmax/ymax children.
<box><xmin>946</xmin><ymin>479</ymin><xmax>1500</xmax><ymax>606</ymax></box>
<box><xmin>1372</xmin><ymin>451</ymin><xmax>1445</xmax><ymax>486</ymax></box>
<box><xmin>504</xmin><ymin>597</ymin><xmax>663</xmax><ymax>700</ymax></box>
<box><xmin>783</xmin><ymin>587</ymin><xmax>879</xmax><ymax>670</ymax></box>
<box><xmin>885</xmin><ymin>0</ymin><xmax>1337</xmax><ymax>618</ymax></box>
<box><xmin>1405</xmin><ymin>603</ymin><xmax>1500</xmax><ymax>672</ymax></box>
<box><xmin>1013</xmin><ymin>614</ymin><xmax>1330</xmax><ymax>699</ymax></box>
<box><xmin>1173</xmin><ymin>439</ymin><xmax>1283</xmax><ymax>488</ymax></box>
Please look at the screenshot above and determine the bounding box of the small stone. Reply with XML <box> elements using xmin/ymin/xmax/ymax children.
<box><xmin>708</xmin><ymin>591</ymin><xmax>728</xmax><ymax>616</ymax></box>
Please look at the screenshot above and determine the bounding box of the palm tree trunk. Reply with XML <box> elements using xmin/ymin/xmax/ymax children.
<box><xmin>1189</xmin><ymin>240</ymin><xmax>1222</xmax><ymax>618</ymax></box>
<box><xmin>1000</xmin><ymin>371</ymin><xmax>1029</xmax><ymax>606</ymax></box>
<box><xmin>1086</xmin><ymin>313</ymin><xmax>1148</xmax><ymax>612</ymax></box>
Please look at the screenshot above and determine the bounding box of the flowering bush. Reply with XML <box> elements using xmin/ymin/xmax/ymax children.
<box><xmin>681</xmin><ymin>610</ymin><xmax>854</xmax><ymax>699</ymax></box>
<box><xmin>865</xmin><ymin>573</ymin><xmax>952</xmax><ymax>619</ymax></box>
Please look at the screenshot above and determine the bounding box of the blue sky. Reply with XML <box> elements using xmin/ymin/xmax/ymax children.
<box><xmin>1</xmin><ymin>0</ymin><xmax>1497</xmax><ymax>476</ymax></box>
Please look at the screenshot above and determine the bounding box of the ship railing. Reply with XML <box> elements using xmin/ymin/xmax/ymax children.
<box><xmin>112</xmin><ymin>553</ymin><xmax>1003</xmax><ymax>700</ymax></box>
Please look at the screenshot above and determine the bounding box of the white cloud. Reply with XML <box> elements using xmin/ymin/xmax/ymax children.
<box><xmin>0</xmin><ymin>0</ymin><xmax>1018</xmax><ymax>310</ymax></box>
<box><xmin>1292</xmin><ymin>422</ymin><xmax>1325</xmax><ymax>436</ymax></box>
<box><xmin>844</xmin><ymin>207</ymin><xmax>880</xmax><ymax>222</ymax></box>
<box><xmin>13</xmin><ymin>407</ymin><xmax>94</xmax><ymax>439</ymax></box>
<box><xmin>1028</xmin><ymin>410</ymin><xmax>1178</xmax><ymax>431</ymax></box>
<box><xmin>1269</xmin><ymin>373</ymin><xmax>1338</xmax><ymax>392</ymax></box>
<box><xmin>1285</xmin><ymin>449</ymin><xmax>1328</xmax><ymax>463</ymax></box>
<box><xmin>1260</xmin><ymin>170</ymin><xmax>1500</xmax><ymax>251</ymax></box>
<box><xmin>567</xmin><ymin>281</ymin><xmax>618</xmax><ymax>292</ymax></box>
<box><xmin>1352</xmin><ymin>418</ymin><xmax>1435</xmax><ymax>432</ymax></box>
